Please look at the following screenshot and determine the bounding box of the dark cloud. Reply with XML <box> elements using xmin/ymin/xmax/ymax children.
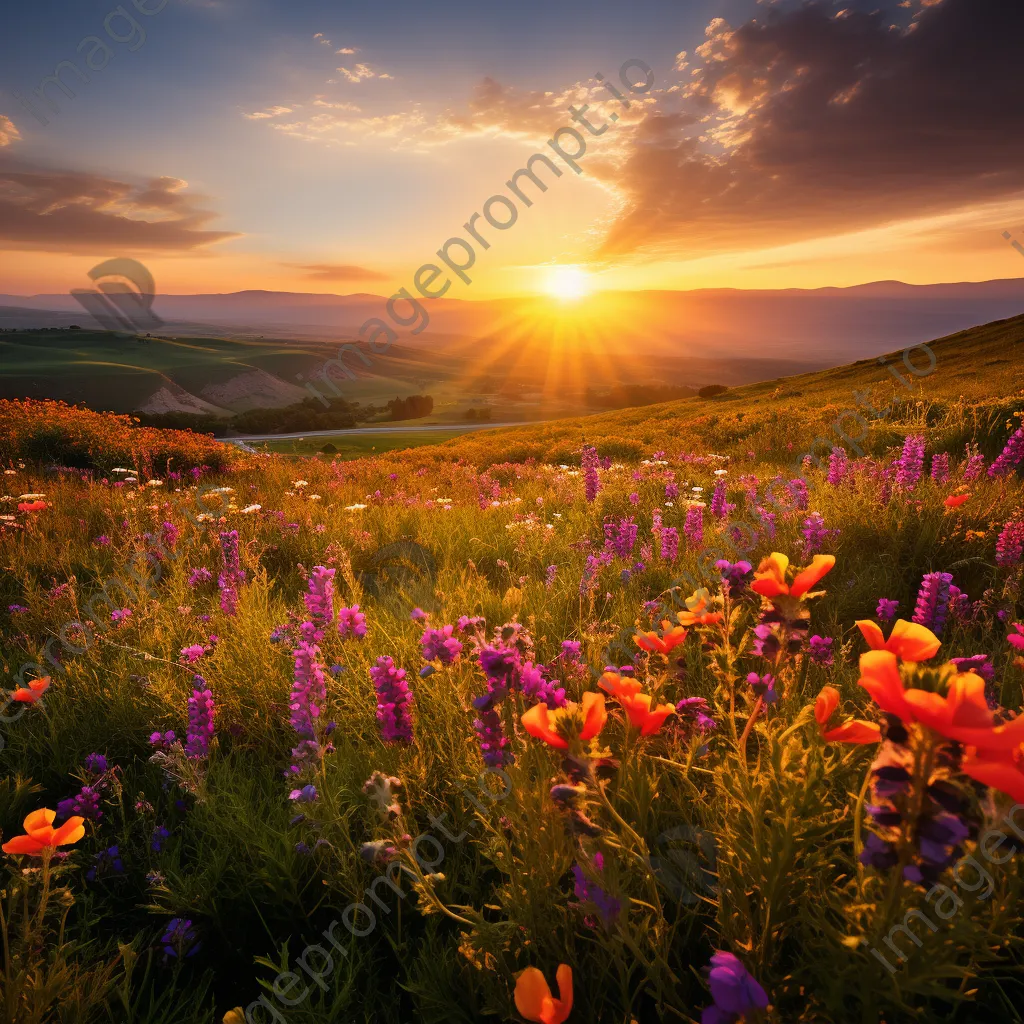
<box><xmin>285</xmin><ymin>262</ymin><xmax>389</xmax><ymax>282</ymax></box>
<box><xmin>600</xmin><ymin>0</ymin><xmax>1024</xmax><ymax>257</ymax></box>
<box><xmin>0</xmin><ymin>159</ymin><xmax>238</xmax><ymax>252</ymax></box>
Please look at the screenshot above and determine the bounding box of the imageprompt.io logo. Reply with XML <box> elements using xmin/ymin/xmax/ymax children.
<box><xmin>70</xmin><ymin>258</ymin><xmax>164</xmax><ymax>334</ymax></box>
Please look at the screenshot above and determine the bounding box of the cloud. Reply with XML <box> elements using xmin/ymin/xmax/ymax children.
<box><xmin>243</xmin><ymin>105</ymin><xmax>294</xmax><ymax>120</ymax></box>
<box><xmin>597</xmin><ymin>0</ymin><xmax>1024</xmax><ymax>257</ymax></box>
<box><xmin>0</xmin><ymin>159</ymin><xmax>238</xmax><ymax>253</ymax></box>
<box><xmin>249</xmin><ymin>71</ymin><xmax>655</xmax><ymax>155</ymax></box>
<box><xmin>337</xmin><ymin>63</ymin><xmax>390</xmax><ymax>84</ymax></box>
<box><xmin>284</xmin><ymin>262</ymin><xmax>389</xmax><ymax>283</ymax></box>
<box><xmin>336</xmin><ymin>47</ymin><xmax>357</xmax><ymax>55</ymax></box>
<box><xmin>0</xmin><ymin>116</ymin><xmax>21</xmax><ymax>148</ymax></box>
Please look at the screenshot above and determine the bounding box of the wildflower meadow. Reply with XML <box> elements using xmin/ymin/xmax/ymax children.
<box><xmin>3</xmin><ymin>341</ymin><xmax>1024</xmax><ymax>1024</ymax></box>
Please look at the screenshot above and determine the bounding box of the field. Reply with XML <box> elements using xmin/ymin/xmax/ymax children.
<box><xmin>2</xmin><ymin>314</ymin><xmax>1024</xmax><ymax>1023</ymax></box>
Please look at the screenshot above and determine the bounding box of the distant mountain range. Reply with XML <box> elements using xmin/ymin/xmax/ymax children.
<box><xmin>1</xmin><ymin>277</ymin><xmax>1021</xmax><ymax>418</ymax></box>
<box><xmin>3</xmin><ymin>276</ymin><xmax>1024</xmax><ymax>364</ymax></box>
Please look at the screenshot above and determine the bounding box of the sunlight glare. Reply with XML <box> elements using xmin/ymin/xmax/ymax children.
<box><xmin>544</xmin><ymin>265</ymin><xmax>593</xmax><ymax>302</ymax></box>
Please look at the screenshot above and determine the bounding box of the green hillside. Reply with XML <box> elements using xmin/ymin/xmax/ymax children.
<box><xmin>424</xmin><ymin>313</ymin><xmax>1024</xmax><ymax>467</ymax></box>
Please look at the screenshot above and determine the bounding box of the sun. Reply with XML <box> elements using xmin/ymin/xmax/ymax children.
<box><xmin>544</xmin><ymin>265</ymin><xmax>593</xmax><ymax>302</ymax></box>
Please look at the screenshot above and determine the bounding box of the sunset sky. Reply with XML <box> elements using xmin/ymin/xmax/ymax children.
<box><xmin>1</xmin><ymin>0</ymin><xmax>1022</xmax><ymax>299</ymax></box>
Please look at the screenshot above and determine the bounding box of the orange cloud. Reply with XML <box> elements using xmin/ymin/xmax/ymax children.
<box><xmin>0</xmin><ymin>115</ymin><xmax>21</xmax><ymax>148</ymax></box>
<box><xmin>0</xmin><ymin>159</ymin><xmax>237</xmax><ymax>253</ymax></box>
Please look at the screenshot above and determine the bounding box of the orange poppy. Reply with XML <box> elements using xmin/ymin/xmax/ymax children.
<box><xmin>2</xmin><ymin>808</ymin><xmax>86</xmax><ymax>856</ymax></box>
<box><xmin>962</xmin><ymin>747</ymin><xmax>1024</xmax><ymax>803</ymax></box>
<box><xmin>11</xmin><ymin>676</ymin><xmax>49</xmax><ymax>703</ymax></box>
<box><xmin>514</xmin><ymin>964</ymin><xmax>573</xmax><ymax>1024</ymax></box>
<box><xmin>634</xmin><ymin>621</ymin><xmax>688</xmax><ymax>655</ymax></box>
<box><xmin>600</xmin><ymin>673</ymin><xmax>674</xmax><ymax>735</ymax></box>
<box><xmin>813</xmin><ymin>685</ymin><xmax>880</xmax><ymax>745</ymax></box>
<box><xmin>676</xmin><ymin>589</ymin><xmax>723</xmax><ymax>627</ymax></box>
<box><xmin>856</xmin><ymin>619</ymin><xmax>940</xmax><ymax>662</ymax></box>
<box><xmin>522</xmin><ymin>692</ymin><xmax>607</xmax><ymax>750</ymax></box>
<box><xmin>857</xmin><ymin>651</ymin><xmax>1024</xmax><ymax>751</ymax></box>
<box><xmin>943</xmin><ymin>494</ymin><xmax>971</xmax><ymax>509</ymax></box>
<box><xmin>17</xmin><ymin>500</ymin><xmax>47</xmax><ymax>512</ymax></box>
<box><xmin>751</xmin><ymin>553</ymin><xmax>835</xmax><ymax>599</ymax></box>
<box><xmin>617</xmin><ymin>691</ymin><xmax>676</xmax><ymax>736</ymax></box>
<box><xmin>598</xmin><ymin>672</ymin><xmax>643</xmax><ymax>700</ymax></box>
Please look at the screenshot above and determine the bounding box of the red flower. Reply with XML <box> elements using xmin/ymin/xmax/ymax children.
<box><xmin>11</xmin><ymin>677</ymin><xmax>49</xmax><ymax>703</ymax></box>
<box><xmin>522</xmin><ymin>692</ymin><xmax>606</xmax><ymax>750</ymax></box>
<box><xmin>634</xmin><ymin>621</ymin><xmax>687</xmax><ymax>655</ymax></box>
<box><xmin>858</xmin><ymin>651</ymin><xmax>1024</xmax><ymax>751</ymax></box>
<box><xmin>2</xmin><ymin>808</ymin><xmax>85</xmax><ymax>856</ymax></box>
<box><xmin>814</xmin><ymin>685</ymin><xmax>880</xmax><ymax>745</ymax></box>
<box><xmin>751</xmin><ymin>553</ymin><xmax>834</xmax><ymax>599</ymax></box>
<box><xmin>855</xmin><ymin>619</ymin><xmax>940</xmax><ymax>662</ymax></box>
<box><xmin>514</xmin><ymin>964</ymin><xmax>573</xmax><ymax>1024</ymax></box>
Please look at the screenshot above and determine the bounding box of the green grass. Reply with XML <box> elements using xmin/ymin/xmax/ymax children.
<box><xmin>2</xmin><ymin>314</ymin><xmax>1024</xmax><ymax>1024</ymax></box>
<box><xmin>253</xmin><ymin>425</ymin><xmax>501</xmax><ymax>457</ymax></box>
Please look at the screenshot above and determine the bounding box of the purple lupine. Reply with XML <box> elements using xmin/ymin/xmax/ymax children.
<box><xmin>962</xmin><ymin>443</ymin><xmax>986</xmax><ymax>481</ymax></box>
<box><xmin>739</xmin><ymin>474</ymin><xmax>760</xmax><ymax>502</ymax></box>
<box><xmin>290</xmin><ymin>641</ymin><xmax>327</xmax><ymax>739</ymax></box>
<box><xmin>912</xmin><ymin>572</ymin><xmax>954</xmax><ymax>635</ymax></box>
<box><xmin>545</xmin><ymin>564</ymin><xmax>558</xmax><ymax>589</ymax></box>
<box><xmin>370</xmin><ymin>656</ymin><xmax>414</xmax><ymax>744</ymax></box>
<box><xmin>162</xmin><ymin>521</ymin><xmax>181</xmax><ymax>551</ymax></box>
<box><xmin>185</xmin><ymin>676</ymin><xmax>215</xmax><ymax>759</ymax></box>
<box><xmin>188</xmin><ymin>567</ymin><xmax>213</xmax><ymax>587</ymax></box>
<box><xmin>84</xmin><ymin>753</ymin><xmax>108</xmax><ymax>775</ymax></box>
<box><xmin>895</xmin><ymin>435</ymin><xmax>926</xmax><ymax>490</ymax></box>
<box><xmin>473</xmin><ymin>706</ymin><xmax>512</xmax><ymax>767</ymax></box>
<box><xmin>710</xmin><ymin>479</ymin><xmax>734</xmax><ymax>519</ymax></box>
<box><xmin>56</xmin><ymin>785</ymin><xmax>102</xmax><ymax>824</ymax></box>
<box><xmin>930</xmin><ymin>453</ymin><xmax>950</xmax><ymax>484</ymax></box>
<box><xmin>715</xmin><ymin>559</ymin><xmax>752</xmax><ymax>595</ymax></box>
<box><xmin>950</xmin><ymin>654</ymin><xmax>994</xmax><ymax>682</ymax></box>
<box><xmin>161</xmin><ymin>918</ymin><xmax>200</xmax><ymax>960</ymax></box>
<box><xmin>801</xmin><ymin>513</ymin><xmax>838</xmax><ymax>554</ymax></box>
<box><xmin>990</xmin><ymin>424</ymin><xmax>1024</xmax><ymax>478</ymax></box>
<box><xmin>684</xmin><ymin>503</ymin><xmax>704</xmax><ymax>547</ymax></box>
<box><xmin>756</xmin><ymin>507</ymin><xmax>776</xmax><ymax>541</ymax></box>
<box><xmin>675</xmin><ymin>696</ymin><xmax>718</xmax><ymax>735</ymax></box>
<box><xmin>876</xmin><ymin>597</ymin><xmax>899</xmax><ymax>622</ymax></box>
<box><xmin>572</xmin><ymin>854</ymin><xmax>621</xmax><ymax>929</ymax></box>
<box><xmin>746</xmin><ymin>672</ymin><xmax>778</xmax><ymax>704</ymax></box>
<box><xmin>476</xmin><ymin>645</ymin><xmax>520</xmax><ymax>707</ymax></box>
<box><xmin>520</xmin><ymin>661</ymin><xmax>566</xmax><ymax>708</ymax></box>
<box><xmin>659</xmin><ymin>526</ymin><xmax>679</xmax><ymax>561</ymax></box>
<box><xmin>604</xmin><ymin>517</ymin><xmax>638</xmax><ymax>559</ymax></box>
<box><xmin>86</xmin><ymin>845</ymin><xmax>124</xmax><ymax>882</ymax></box>
<box><xmin>337</xmin><ymin>603</ymin><xmax>367</xmax><ymax>638</ymax></box>
<box><xmin>808</xmin><ymin>635</ymin><xmax>834</xmax><ymax>666</ymax></box>
<box><xmin>665</xmin><ymin>481</ymin><xmax>679</xmax><ymax>501</ymax></box>
<box><xmin>702</xmin><ymin>951</ymin><xmax>769</xmax><ymax>1024</ymax></box>
<box><xmin>579</xmin><ymin>554</ymin><xmax>602</xmax><ymax>597</ymax></box>
<box><xmin>304</xmin><ymin>566</ymin><xmax>336</xmax><ymax>634</ymax></box>
<box><xmin>179</xmin><ymin>644</ymin><xmax>205</xmax><ymax>664</ymax></box>
<box><xmin>218</xmin><ymin>530</ymin><xmax>244</xmax><ymax>616</ymax></box>
<box><xmin>582</xmin><ymin>445</ymin><xmax>601</xmax><ymax>502</ymax></box>
<box><xmin>996</xmin><ymin>521</ymin><xmax>1024</xmax><ymax>567</ymax></box>
<box><xmin>149</xmin><ymin>730</ymin><xmax>177</xmax><ymax>750</ymax></box>
<box><xmin>826</xmin><ymin>447</ymin><xmax>848</xmax><ymax>486</ymax></box>
<box><xmin>787</xmin><ymin>477</ymin><xmax>809</xmax><ymax>510</ymax></box>
<box><xmin>421</xmin><ymin>625</ymin><xmax>463</xmax><ymax>665</ymax></box>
